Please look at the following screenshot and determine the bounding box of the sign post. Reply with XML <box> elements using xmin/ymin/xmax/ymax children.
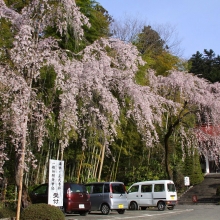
<box><xmin>48</xmin><ymin>159</ymin><xmax>64</xmax><ymax>206</ymax></box>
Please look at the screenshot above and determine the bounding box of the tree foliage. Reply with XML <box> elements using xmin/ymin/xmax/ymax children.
<box><xmin>0</xmin><ymin>0</ymin><xmax>220</xmax><ymax>209</ymax></box>
<box><xmin>134</xmin><ymin>25</ymin><xmax>165</xmax><ymax>55</ymax></box>
<box><xmin>55</xmin><ymin>0</ymin><xmax>113</xmax><ymax>52</ymax></box>
<box><xmin>111</xmin><ymin>17</ymin><xmax>187</xmax><ymax>76</ymax></box>
<box><xmin>189</xmin><ymin>49</ymin><xmax>220</xmax><ymax>83</ymax></box>
<box><xmin>147</xmin><ymin>69</ymin><xmax>220</xmax><ymax>179</ymax></box>
<box><xmin>133</xmin><ymin>25</ymin><xmax>184</xmax><ymax>76</ymax></box>
<box><xmin>0</xmin><ymin>0</ymin><xmax>166</xmax><ymax>185</ymax></box>
<box><xmin>76</xmin><ymin>0</ymin><xmax>112</xmax><ymax>41</ymax></box>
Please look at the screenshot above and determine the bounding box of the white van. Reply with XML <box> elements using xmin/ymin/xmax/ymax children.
<box><xmin>127</xmin><ymin>180</ymin><xmax>177</xmax><ymax>211</ymax></box>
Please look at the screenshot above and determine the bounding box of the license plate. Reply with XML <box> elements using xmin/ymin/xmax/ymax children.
<box><xmin>170</xmin><ymin>195</ymin><xmax>175</xmax><ymax>200</ymax></box>
<box><xmin>79</xmin><ymin>204</ymin><xmax>85</xmax><ymax>209</ymax></box>
<box><xmin>118</xmin><ymin>204</ymin><xmax>124</xmax><ymax>208</ymax></box>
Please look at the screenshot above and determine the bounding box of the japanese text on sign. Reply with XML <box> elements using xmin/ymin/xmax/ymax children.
<box><xmin>48</xmin><ymin>159</ymin><xmax>64</xmax><ymax>206</ymax></box>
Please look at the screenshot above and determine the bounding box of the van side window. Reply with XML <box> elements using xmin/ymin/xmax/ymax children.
<box><xmin>128</xmin><ymin>185</ymin><xmax>139</xmax><ymax>193</ymax></box>
<box><xmin>154</xmin><ymin>184</ymin><xmax>165</xmax><ymax>192</ymax></box>
<box><xmin>92</xmin><ymin>184</ymin><xmax>103</xmax><ymax>194</ymax></box>
<box><xmin>141</xmin><ymin>185</ymin><xmax>152</xmax><ymax>193</ymax></box>
<box><xmin>104</xmin><ymin>184</ymin><xmax>110</xmax><ymax>193</ymax></box>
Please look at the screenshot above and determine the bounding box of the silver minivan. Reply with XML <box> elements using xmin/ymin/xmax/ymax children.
<box><xmin>85</xmin><ymin>182</ymin><xmax>128</xmax><ymax>215</ymax></box>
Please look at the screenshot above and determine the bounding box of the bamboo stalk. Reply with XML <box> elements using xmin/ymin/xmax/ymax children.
<box><xmin>98</xmin><ymin>143</ymin><xmax>105</xmax><ymax>182</ymax></box>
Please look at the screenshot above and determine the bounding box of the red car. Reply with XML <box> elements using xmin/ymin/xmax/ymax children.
<box><xmin>30</xmin><ymin>182</ymin><xmax>91</xmax><ymax>216</ymax></box>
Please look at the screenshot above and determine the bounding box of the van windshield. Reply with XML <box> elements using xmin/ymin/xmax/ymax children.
<box><xmin>111</xmin><ymin>183</ymin><xmax>125</xmax><ymax>194</ymax></box>
<box><xmin>167</xmin><ymin>183</ymin><xmax>176</xmax><ymax>192</ymax></box>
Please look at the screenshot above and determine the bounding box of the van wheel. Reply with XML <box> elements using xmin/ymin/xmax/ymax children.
<box><xmin>117</xmin><ymin>209</ymin><xmax>125</xmax><ymax>214</ymax></box>
<box><xmin>101</xmin><ymin>204</ymin><xmax>110</xmax><ymax>215</ymax></box>
<box><xmin>129</xmin><ymin>201</ymin><xmax>138</xmax><ymax>210</ymax></box>
<box><xmin>157</xmin><ymin>201</ymin><xmax>165</xmax><ymax>211</ymax></box>
<box><xmin>167</xmin><ymin>205</ymin><xmax>174</xmax><ymax>210</ymax></box>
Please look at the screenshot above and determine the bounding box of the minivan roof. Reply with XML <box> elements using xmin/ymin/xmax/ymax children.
<box><xmin>85</xmin><ymin>182</ymin><xmax>124</xmax><ymax>185</ymax></box>
<box><xmin>132</xmin><ymin>180</ymin><xmax>174</xmax><ymax>185</ymax></box>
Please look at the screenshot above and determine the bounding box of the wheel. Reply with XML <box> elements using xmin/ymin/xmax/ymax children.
<box><xmin>101</xmin><ymin>204</ymin><xmax>110</xmax><ymax>215</ymax></box>
<box><xmin>129</xmin><ymin>201</ymin><xmax>138</xmax><ymax>210</ymax></box>
<box><xmin>167</xmin><ymin>205</ymin><xmax>174</xmax><ymax>210</ymax></box>
<box><xmin>79</xmin><ymin>211</ymin><xmax>89</xmax><ymax>216</ymax></box>
<box><xmin>117</xmin><ymin>209</ymin><xmax>125</xmax><ymax>214</ymax></box>
<box><xmin>141</xmin><ymin>207</ymin><xmax>147</xmax><ymax>210</ymax></box>
<box><xmin>157</xmin><ymin>201</ymin><xmax>165</xmax><ymax>211</ymax></box>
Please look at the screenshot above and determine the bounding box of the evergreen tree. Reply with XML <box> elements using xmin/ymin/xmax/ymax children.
<box><xmin>76</xmin><ymin>0</ymin><xmax>112</xmax><ymax>42</ymax></box>
<box><xmin>189</xmin><ymin>49</ymin><xmax>220</xmax><ymax>83</ymax></box>
<box><xmin>184</xmin><ymin>147</ymin><xmax>204</xmax><ymax>185</ymax></box>
<box><xmin>134</xmin><ymin>25</ymin><xmax>183</xmax><ymax>77</ymax></box>
<box><xmin>134</xmin><ymin>25</ymin><xmax>165</xmax><ymax>56</ymax></box>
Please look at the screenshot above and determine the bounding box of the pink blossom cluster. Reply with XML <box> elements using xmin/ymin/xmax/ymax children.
<box><xmin>1</xmin><ymin>0</ymin><xmax>220</xmax><ymax>177</ymax></box>
<box><xmin>150</xmin><ymin>70</ymin><xmax>220</xmax><ymax>158</ymax></box>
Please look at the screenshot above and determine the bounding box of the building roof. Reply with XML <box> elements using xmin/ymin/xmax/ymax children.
<box><xmin>195</xmin><ymin>125</ymin><xmax>220</xmax><ymax>141</ymax></box>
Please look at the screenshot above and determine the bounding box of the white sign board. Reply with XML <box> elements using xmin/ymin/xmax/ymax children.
<box><xmin>184</xmin><ymin>176</ymin><xmax>190</xmax><ymax>186</ymax></box>
<box><xmin>48</xmin><ymin>159</ymin><xmax>64</xmax><ymax>206</ymax></box>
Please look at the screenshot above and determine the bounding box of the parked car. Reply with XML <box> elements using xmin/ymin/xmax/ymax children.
<box><xmin>29</xmin><ymin>182</ymin><xmax>91</xmax><ymax>216</ymax></box>
<box><xmin>85</xmin><ymin>182</ymin><xmax>128</xmax><ymax>215</ymax></box>
<box><xmin>127</xmin><ymin>180</ymin><xmax>177</xmax><ymax>211</ymax></box>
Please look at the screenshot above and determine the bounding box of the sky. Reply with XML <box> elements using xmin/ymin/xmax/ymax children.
<box><xmin>97</xmin><ymin>0</ymin><xmax>220</xmax><ymax>59</ymax></box>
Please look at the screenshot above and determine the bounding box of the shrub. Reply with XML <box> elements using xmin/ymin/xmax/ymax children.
<box><xmin>0</xmin><ymin>206</ymin><xmax>16</xmax><ymax>218</ymax></box>
<box><xmin>20</xmin><ymin>203</ymin><xmax>65</xmax><ymax>220</ymax></box>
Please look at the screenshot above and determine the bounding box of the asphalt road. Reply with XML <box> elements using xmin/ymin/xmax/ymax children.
<box><xmin>65</xmin><ymin>204</ymin><xmax>220</xmax><ymax>220</ymax></box>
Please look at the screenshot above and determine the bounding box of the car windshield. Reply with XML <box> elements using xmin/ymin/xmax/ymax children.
<box><xmin>128</xmin><ymin>185</ymin><xmax>139</xmax><ymax>193</ymax></box>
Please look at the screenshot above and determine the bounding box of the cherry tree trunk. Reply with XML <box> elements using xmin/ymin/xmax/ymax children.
<box><xmin>164</xmin><ymin>123</ymin><xmax>178</xmax><ymax>180</ymax></box>
<box><xmin>42</xmin><ymin>147</ymin><xmax>50</xmax><ymax>183</ymax></box>
<box><xmin>164</xmin><ymin>135</ymin><xmax>173</xmax><ymax>180</ymax></box>
<box><xmin>164</xmin><ymin>113</ymin><xmax>183</xmax><ymax>180</ymax></box>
